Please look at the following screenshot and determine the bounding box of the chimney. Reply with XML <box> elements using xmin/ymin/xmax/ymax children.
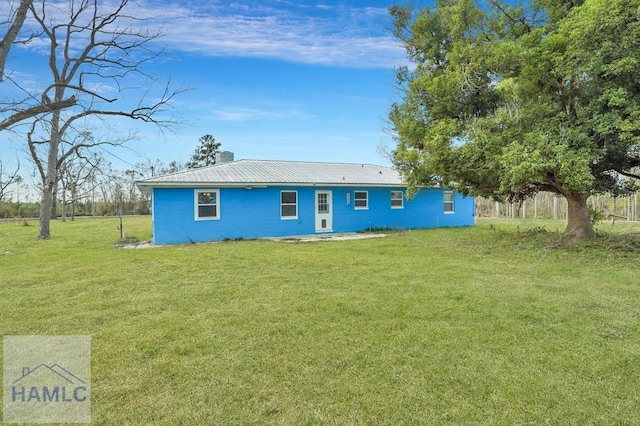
<box><xmin>216</xmin><ymin>151</ymin><xmax>234</xmax><ymax>164</ymax></box>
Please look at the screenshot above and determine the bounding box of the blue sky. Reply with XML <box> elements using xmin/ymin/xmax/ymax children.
<box><xmin>2</xmin><ymin>0</ymin><xmax>415</xmax><ymax>172</ymax></box>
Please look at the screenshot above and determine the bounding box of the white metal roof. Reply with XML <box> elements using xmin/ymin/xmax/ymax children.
<box><xmin>136</xmin><ymin>160</ymin><xmax>405</xmax><ymax>190</ymax></box>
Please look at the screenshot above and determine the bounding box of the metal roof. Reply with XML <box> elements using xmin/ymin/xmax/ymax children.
<box><xmin>136</xmin><ymin>160</ymin><xmax>405</xmax><ymax>190</ymax></box>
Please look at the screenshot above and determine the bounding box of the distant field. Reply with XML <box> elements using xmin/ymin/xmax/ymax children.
<box><xmin>1</xmin><ymin>216</ymin><xmax>639</xmax><ymax>424</ymax></box>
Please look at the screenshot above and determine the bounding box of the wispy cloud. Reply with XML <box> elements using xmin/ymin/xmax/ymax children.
<box><xmin>5</xmin><ymin>0</ymin><xmax>405</xmax><ymax>66</ymax></box>
<box><xmin>137</xmin><ymin>1</ymin><xmax>404</xmax><ymax>68</ymax></box>
<box><xmin>210</xmin><ymin>105</ymin><xmax>313</xmax><ymax>122</ymax></box>
<box><xmin>7</xmin><ymin>1</ymin><xmax>404</xmax><ymax>68</ymax></box>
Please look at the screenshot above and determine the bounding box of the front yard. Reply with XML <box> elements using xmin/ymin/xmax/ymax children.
<box><xmin>1</xmin><ymin>217</ymin><xmax>639</xmax><ymax>424</ymax></box>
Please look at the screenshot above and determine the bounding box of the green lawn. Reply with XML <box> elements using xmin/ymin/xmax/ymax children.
<box><xmin>1</xmin><ymin>216</ymin><xmax>639</xmax><ymax>424</ymax></box>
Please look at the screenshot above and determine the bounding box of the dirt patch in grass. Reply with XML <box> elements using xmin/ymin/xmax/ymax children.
<box><xmin>115</xmin><ymin>233</ymin><xmax>388</xmax><ymax>247</ymax></box>
<box><xmin>273</xmin><ymin>233</ymin><xmax>387</xmax><ymax>243</ymax></box>
<box><xmin>115</xmin><ymin>238</ymin><xmax>156</xmax><ymax>249</ymax></box>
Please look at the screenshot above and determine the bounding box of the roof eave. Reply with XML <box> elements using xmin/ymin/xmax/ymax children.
<box><xmin>135</xmin><ymin>181</ymin><xmax>407</xmax><ymax>190</ymax></box>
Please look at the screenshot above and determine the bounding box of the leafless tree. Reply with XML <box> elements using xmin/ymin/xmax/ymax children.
<box><xmin>58</xmin><ymin>149</ymin><xmax>102</xmax><ymax>221</ymax></box>
<box><xmin>4</xmin><ymin>0</ymin><xmax>185</xmax><ymax>238</ymax></box>
<box><xmin>94</xmin><ymin>161</ymin><xmax>122</xmax><ymax>213</ymax></box>
<box><xmin>0</xmin><ymin>159</ymin><xmax>21</xmax><ymax>201</ymax></box>
<box><xmin>1</xmin><ymin>0</ymin><xmax>77</xmax><ymax>128</ymax></box>
<box><xmin>0</xmin><ymin>0</ymin><xmax>33</xmax><ymax>81</ymax></box>
<box><xmin>134</xmin><ymin>158</ymin><xmax>185</xmax><ymax>178</ymax></box>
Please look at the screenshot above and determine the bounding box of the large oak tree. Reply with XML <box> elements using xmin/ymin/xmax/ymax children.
<box><xmin>389</xmin><ymin>0</ymin><xmax>640</xmax><ymax>239</ymax></box>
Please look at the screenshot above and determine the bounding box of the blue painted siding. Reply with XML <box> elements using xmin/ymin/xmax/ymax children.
<box><xmin>152</xmin><ymin>186</ymin><xmax>474</xmax><ymax>245</ymax></box>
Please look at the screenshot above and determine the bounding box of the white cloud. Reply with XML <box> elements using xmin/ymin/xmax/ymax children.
<box><xmin>210</xmin><ymin>105</ymin><xmax>313</xmax><ymax>122</ymax></box>
<box><xmin>2</xmin><ymin>0</ymin><xmax>405</xmax><ymax>68</ymax></box>
<box><xmin>136</xmin><ymin>1</ymin><xmax>405</xmax><ymax>68</ymax></box>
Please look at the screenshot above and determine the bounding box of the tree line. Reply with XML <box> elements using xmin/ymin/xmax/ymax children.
<box><xmin>1</xmin><ymin>1</ymin><xmax>226</xmax><ymax>234</ymax></box>
<box><xmin>1</xmin><ymin>0</ymin><xmax>183</xmax><ymax>237</ymax></box>
<box><xmin>0</xmin><ymin>134</ymin><xmax>222</xmax><ymax>220</ymax></box>
<box><xmin>477</xmin><ymin>193</ymin><xmax>640</xmax><ymax>223</ymax></box>
<box><xmin>4</xmin><ymin>1</ymin><xmax>640</xmax><ymax>240</ymax></box>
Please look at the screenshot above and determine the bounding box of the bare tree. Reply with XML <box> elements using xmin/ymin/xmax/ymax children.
<box><xmin>0</xmin><ymin>159</ymin><xmax>21</xmax><ymax>201</ymax></box>
<box><xmin>165</xmin><ymin>160</ymin><xmax>186</xmax><ymax>175</ymax></box>
<box><xmin>58</xmin><ymin>150</ymin><xmax>102</xmax><ymax>221</ymax></box>
<box><xmin>123</xmin><ymin>169</ymin><xmax>140</xmax><ymax>214</ymax></box>
<box><xmin>5</xmin><ymin>0</ymin><xmax>185</xmax><ymax>238</ymax></box>
<box><xmin>0</xmin><ymin>0</ymin><xmax>77</xmax><ymax>129</ymax></box>
<box><xmin>133</xmin><ymin>157</ymin><xmax>186</xmax><ymax>179</ymax></box>
<box><xmin>0</xmin><ymin>0</ymin><xmax>33</xmax><ymax>81</ymax></box>
<box><xmin>95</xmin><ymin>161</ymin><xmax>122</xmax><ymax>214</ymax></box>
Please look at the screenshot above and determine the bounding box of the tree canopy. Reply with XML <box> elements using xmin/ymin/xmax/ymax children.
<box><xmin>389</xmin><ymin>0</ymin><xmax>640</xmax><ymax>239</ymax></box>
<box><xmin>186</xmin><ymin>134</ymin><xmax>221</xmax><ymax>169</ymax></box>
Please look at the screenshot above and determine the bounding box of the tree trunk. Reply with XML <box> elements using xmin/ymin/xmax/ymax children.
<box><xmin>38</xmin><ymin>181</ymin><xmax>54</xmax><ymax>239</ymax></box>
<box><xmin>37</xmin><ymin>108</ymin><xmax>62</xmax><ymax>239</ymax></box>
<box><xmin>71</xmin><ymin>192</ymin><xmax>76</xmax><ymax>221</ymax></box>
<box><xmin>564</xmin><ymin>193</ymin><xmax>595</xmax><ymax>239</ymax></box>
<box><xmin>61</xmin><ymin>190</ymin><xmax>67</xmax><ymax>222</ymax></box>
<box><xmin>51</xmin><ymin>186</ymin><xmax>58</xmax><ymax>220</ymax></box>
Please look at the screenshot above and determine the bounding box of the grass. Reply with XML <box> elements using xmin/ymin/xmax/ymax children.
<box><xmin>1</xmin><ymin>216</ymin><xmax>639</xmax><ymax>424</ymax></box>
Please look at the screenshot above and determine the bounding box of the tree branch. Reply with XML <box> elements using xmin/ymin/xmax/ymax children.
<box><xmin>487</xmin><ymin>0</ymin><xmax>531</xmax><ymax>33</ymax></box>
<box><xmin>0</xmin><ymin>159</ymin><xmax>21</xmax><ymax>201</ymax></box>
<box><xmin>0</xmin><ymin>96</ymin><xmax>77</xmax><ymax>131</ymax></box>
<box><xmin>0</xmin><ymin>0</ymin><xmax>33</xmax><ymax>81</ymax></box>
<box><xmin>26</xmin><ymin>121</ymin><xmax>46</xmax><ymax>184</ymax></box>
<box><xmin>616</xmin><ymin>169</ymin><xmax>640</xmax><ymax>181</ymax></box>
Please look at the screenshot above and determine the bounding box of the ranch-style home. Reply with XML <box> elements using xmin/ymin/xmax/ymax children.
<box><xmin>135</xmin><ymin>159</ymin><xmax>475</xmax><ymax>245</ymax></box>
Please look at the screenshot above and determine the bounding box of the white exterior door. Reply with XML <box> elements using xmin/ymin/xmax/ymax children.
<box><xmin>315</xmin><ymin>190</ymin><xmax>333</xmax><ymax>232</ymax></box>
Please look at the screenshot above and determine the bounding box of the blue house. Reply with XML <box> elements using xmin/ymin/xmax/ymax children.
<box><xmin>135</xmin><ymin>159</ymin><xmax>475</xmax><ymax>245</ymax></box>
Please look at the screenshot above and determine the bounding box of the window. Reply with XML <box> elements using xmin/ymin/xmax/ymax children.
<box><xmin>281</xmin><ymin>191</ymin><xmax>298</xmax><ymax>219</ymax></box>
<box><xmin>196</xmin><ymin>190</ymin><xmax>219</xmax><ymax>220</ymax></box>
<box><xmin>317</xmin><ymin>192</ymin><xmax>329</xmax><ymax>213</ymax></box>
<box><xmin>444</xmin><ymin>191</ymin><xmax>454</xmax><ymax>213</ymax></box>
<box><xmin>354</xmin><ymin>191</ymin><xmax>368</xmax><ymax>210</ymax></box>
<box><xmin>391</xmin><ymin>191</ymin><xmax>404</xmax><ymax>209</ymax></box>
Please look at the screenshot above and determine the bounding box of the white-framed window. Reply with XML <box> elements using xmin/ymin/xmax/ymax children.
<box><xmin>444</xmin><ymin>190</ymin><xmax>454</xmax><ymax>213</ymax></box>
<box><xmin>317</xmin><ymin>192</ymin><xmax>329</xmax><ymax>213</ymax></box>
<box><xmin>195</xmin><ymin>189</ymin><xmax>220</xmax><ymax>220</ymax></box>
<box><xmin>391</xmin><ymin>191</ymin><xmax>404</xmax><ymax>209</ymax></box>
<box><xmin>281</xmin><ymin>191</ymin><xmax>298</xmax><ymax>219</ymax></box>
<box><xmin>354</xmin><ymin>191</ymin><xmax>368</xmax><ymax>210</ymax></box>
